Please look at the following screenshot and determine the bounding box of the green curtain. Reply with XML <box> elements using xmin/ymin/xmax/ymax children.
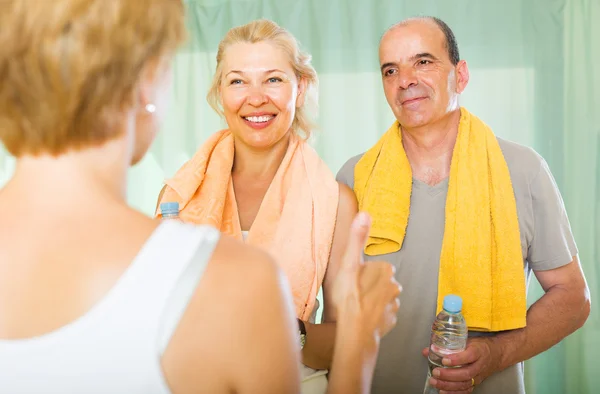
<box><xmin>524</xmin><ymin>1</ymin><xmax>600</xmax><ymax>393</ymax></box>
<box><xmin>0</xmin><ymin>0</ymin><xmax>597</xmax><ymax>392</ymax></box>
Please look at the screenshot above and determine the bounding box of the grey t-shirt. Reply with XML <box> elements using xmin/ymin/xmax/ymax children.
<box><xmin>336</xmin><ymin>137</ymin><xmax>578</xmax><ymax>394</ymax></box>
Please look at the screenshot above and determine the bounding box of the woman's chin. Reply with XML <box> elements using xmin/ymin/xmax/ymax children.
<box><xmin>237</xmin><ymin>130</ymin><xmax>290</xmax><ymax>150</ymax></box>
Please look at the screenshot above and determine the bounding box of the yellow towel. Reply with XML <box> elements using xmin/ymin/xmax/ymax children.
<box><xmin>354</xmin><ymin>108</ymin><xmax>526</xmax><ymax>332</ymax></box>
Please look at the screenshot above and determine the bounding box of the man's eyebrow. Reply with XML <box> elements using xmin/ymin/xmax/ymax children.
<box><xmin>380</xmin><ymin>62</ymin><xmax>396</xmax><ymax>72</ymax></box>
<box><xmin>410</xmin><ymin>52</ymin><xmax>439</xmax><ymax>61</ymax></box>
<box><xmin>380</xmin><ymin>53</ymin><xmax>439</xmax><ymax>72</ymax></box>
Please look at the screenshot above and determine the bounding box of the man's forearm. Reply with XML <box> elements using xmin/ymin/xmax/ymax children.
<box><xmin>492</xmin><ymin>284</ymin><xmax>590</xmax><ymax>371</ymax></box>
<box><xmin>302</xmin><ymin>322</ymin><xmax>337</xmax><ymax>369</ymax></box>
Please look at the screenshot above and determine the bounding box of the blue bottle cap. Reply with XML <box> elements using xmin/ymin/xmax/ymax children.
<box><xmin>443</xmin><ymin>295</ymin><xmax>463</xmax><ymax>313</ymax></box>
<box><xmin>160</xmin><ymin>202</ymin><xmax>179</xmax><ymax>215</ymax></box>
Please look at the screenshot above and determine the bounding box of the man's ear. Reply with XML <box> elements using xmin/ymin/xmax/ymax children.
<box><xmin>455</xmin><ymin>60</ymin><xmax>469</xmax><ymax>94</ymax></box>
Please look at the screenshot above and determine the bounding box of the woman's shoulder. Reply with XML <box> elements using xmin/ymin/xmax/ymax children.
<box><xmin>176</xmin><ymin>233</ymin><xmax>292</xmax><ymax>334</ymax></box>
<box><xmin>162</xmin><ymin>233</ymin><xmax>298</xmax><ymax>392</ymax></box>
<box><xmin>208</xmin><ymin>235</ymin><xmax>285</xmax><ymax>294</ymax></box>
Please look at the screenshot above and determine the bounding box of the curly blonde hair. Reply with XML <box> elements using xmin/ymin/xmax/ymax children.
<box><xmin>0</xmin><ymin>0</ymin><xmax>186</xmax><ymax>156</ymax></box>
<box><xmin>206</xmin><ymin>19</ymin><xmax>318</xmax><ymax>138</ymax></box>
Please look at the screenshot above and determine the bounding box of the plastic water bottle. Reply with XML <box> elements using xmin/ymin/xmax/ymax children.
<box><xmin>423</xmin><ymin>294</ymin><xmax>468</xmax><ymax>394</ymax></box>
<box><xmin>160</xmin><ymin>202</ymin><xmax>181</xmax><ymax>221</ymax></box>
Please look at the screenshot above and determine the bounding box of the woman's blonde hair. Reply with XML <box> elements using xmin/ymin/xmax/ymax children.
<box><xmin>0</xmin><ymin>0</ymin><xmax>186</xmax><ymax>157</ymax></box>
<box><xmin>207</xmin><ymin>19</ymin><xmax>318</xmax><ymax>138</ymax></box>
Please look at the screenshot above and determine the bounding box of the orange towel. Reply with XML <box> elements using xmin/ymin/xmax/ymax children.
<box><xmin>157</xmin><ymin>130</ymin><xmax>339</xmax><ymax>320</ymax></box>
<box><xmin>354</xmin><ymin>108</ymin><xmax>526</xmax><ymax>332</ymax></box>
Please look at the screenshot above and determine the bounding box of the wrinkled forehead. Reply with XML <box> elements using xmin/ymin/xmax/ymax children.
<box><xmin>379</xmin><ymin>20</ymin><xmax>447</xmax><ymax>64</ymax></box>
<box><xmin>221</xmin><ymin>41</ymin><xmax>294</xmax><ymax>75</ymax></box>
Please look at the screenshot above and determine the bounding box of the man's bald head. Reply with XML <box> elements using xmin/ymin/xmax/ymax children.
<box><xmin>382</xmin><ymin>17</ymin><xmax>460</xmax><ymax>65</ymax></box>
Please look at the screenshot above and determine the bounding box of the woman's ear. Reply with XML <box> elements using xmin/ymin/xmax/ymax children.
<box><xmin>296</xmin><ymin>78</ymin><xmax>308</xmax><ymax>108</ymax></box>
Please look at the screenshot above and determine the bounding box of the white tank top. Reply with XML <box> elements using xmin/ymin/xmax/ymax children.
<box><xmin>0</xmin><ymin>221</ymin><xmax>220</xmax><ymax>394</ymax></box>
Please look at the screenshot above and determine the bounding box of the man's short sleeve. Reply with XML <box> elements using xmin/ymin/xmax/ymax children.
<box><xmin>527</xmin><ymin>158</ymin><xmax>578</xmax><ymax>271</ymax></box>
<box><xmin>335</xmin><ymin>154</ymin><xmax>362</xmax><ymax>189</ymax></box>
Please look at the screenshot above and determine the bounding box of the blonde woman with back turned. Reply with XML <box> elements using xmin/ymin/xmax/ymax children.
<box><xmin>0</xmin><ymin>1</ymin><xmax>401</xmax><ymax>394</ymax></box>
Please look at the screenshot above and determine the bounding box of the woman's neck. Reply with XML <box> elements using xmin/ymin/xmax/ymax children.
<box><xmin>2</xmin><ymin>137</ymin><xmax>131</xmax><ymax>210</ymax></box>
<box><xmin>231</xmin><ymin>132</ymin><xmax>292</xmax><ymax>181</ymax></box>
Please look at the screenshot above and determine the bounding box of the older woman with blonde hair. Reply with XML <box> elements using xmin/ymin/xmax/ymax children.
<box><xmin>0</xmin><ymin>1</ymin><xmax>400</xmax><ymax>394</ymax></box>
<box><xmin>156</xmin><ymin>19</ymin><xmax>358</xmax><ymax>393</ymax></box>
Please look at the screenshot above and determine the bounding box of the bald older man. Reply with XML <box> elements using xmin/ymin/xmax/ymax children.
<box><xmin>336</xmin><ymin>16</ymin><xmax>590</xmax><ymax>394</ymax></box>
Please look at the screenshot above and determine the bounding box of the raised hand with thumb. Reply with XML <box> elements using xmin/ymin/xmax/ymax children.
<box><xmin>332</xmin><ymin>212</ymin><xmax>402</xmax><ymax>341</ymax></box>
